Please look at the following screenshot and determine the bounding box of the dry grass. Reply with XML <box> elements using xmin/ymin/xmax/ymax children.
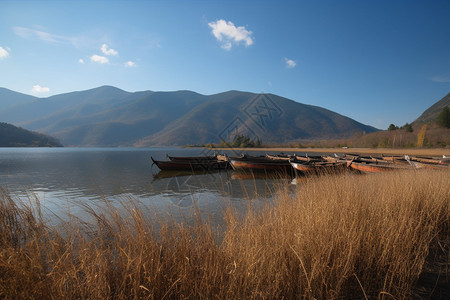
<box><xmin>0</xmin><ymin>170</ymin><xmax>449</xmax><ymax>299</ymax></box>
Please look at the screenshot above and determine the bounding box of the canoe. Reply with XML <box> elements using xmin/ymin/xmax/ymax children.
<box><xmin>266</xmin><ymin>153</ymin><xmax>325</xmax><ymax>162</ymax></box>
<box><xmin>151</xmin><ymin>156</ymin><xmax>230</xmax><ymax>171</ymax></box>
<box><xmin>410</xmin><ymin>156</ymin><xmax>450</xmax><ymax>165</ymax></box>
<box><xmin>290</xmin><ymin>160</ymin><xmax>346</xmax><ymax>174</ymax></box>
<box><xmin>412</xmin><ymin>161</ymin><xmax>450</xmax><ymax>170</ymax></box>
<box><xmin>167</xmin><ymin>155</ymin><xmax>217</xmax><ymax>162</ymax></box>
<box><xmin>322</xmin><ymin>155</ymin><xmax>341</xmax><ymax>163</ymax></box>
<box><xmin>229</xmin><ymin>156</ymin><xmax>292</xmax><ymax>172</ymax></box>
<box><xmin>346</xmin><ymin>160</ymin><xmax>413</xmax><ymax>173</ymax></box>
<box><xmin>266</xmin><ymin>154</ymin><xmax>294</xmax><ymax>161</ymax></box>
<box><xmin>380</xmin><ymin>154</ymin><xmax>406</xmax><ymax>162</ymax></box>
<box><xmin>294</xmin><ymin>154</ymin><xmax>326</xmax><ymax>162</ymax></box>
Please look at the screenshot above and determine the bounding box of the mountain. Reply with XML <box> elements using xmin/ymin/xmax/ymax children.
<box><xmin>136</xmin><ymin>91</ymin><xmax>378</xmax><ymax>146</ymax></box>
<box><xmin>0</xmin><ymin>87</ymin><xmax>37</xmax><ymax>111</ymax></box>
<box><xmin>413</xmin><ymin>92</ymin><xmax>450</xmax><ymax>124</ymax></box>
<box><xmin>0</xmin><ymin>122</ymin><xmax>62</xmax><ymax>147</ymax></box>
<box><xmin>0</xmin><ymin>86</ymin><xmax>378</xmax><ymax>146</ymax></box>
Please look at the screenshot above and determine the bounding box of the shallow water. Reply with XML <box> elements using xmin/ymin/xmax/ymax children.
<box><xmin>0</xmin><ymin>147</ymin><xmax>296</xmax><ymax>224</ymax></box>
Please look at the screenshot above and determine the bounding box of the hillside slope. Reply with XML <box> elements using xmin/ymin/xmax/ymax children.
<box><xmin>0</xmin><ymin>88</ymin><xmax>37</xmax><ymax>111</ymax></box>
<box><xmin>0</xmin><ymin>122</ymin><xmax>62</xmax><ymax>147</ymax></box>
<box><xmin>137</xmin><ymin>92</ymin><xmax>378</xmax><ymax>146</ymax></box>
<box><xmin>414</xmin><ymin>93</ymin><xmax>450</xmax><ymax>124</ymax></box>
<box><xmin>0</xmin><ymin>86</ymin><xmax>378</xmax><ymax>146</ymax></box>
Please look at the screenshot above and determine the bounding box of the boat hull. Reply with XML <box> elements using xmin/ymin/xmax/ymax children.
<box><xmin>290</xmin><ymin>161</ymin><xmax>346</xmax><ymax>174</ymax></box>
<box><xmin>152</xmin><ymin>157</ymin><xmax>230</xmax><ymax>171</ymax></box>
<box><xmin>348</xmin><ymin>161</ymin><xmax>411</xmax><ymax>173</ymax></box>
<box><xmin>229</xmin><ymin>159</ymin><xmax>292</xmax><ymax>173</ymax></box>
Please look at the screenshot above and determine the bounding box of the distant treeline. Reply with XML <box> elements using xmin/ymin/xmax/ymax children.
<box><xmin>198</xmin><ymin>124</ymin><xmax>449</xmax><ymax>150</ymax></box>
<box><xmin>188</xmin><ymin>134</ymin><xmax>262</xmax><ymax>149</ymax></box>
<box><xmin>0</xmin><ymin>122</ymin><xmax>62</xmax><ymax>147</ymax></box>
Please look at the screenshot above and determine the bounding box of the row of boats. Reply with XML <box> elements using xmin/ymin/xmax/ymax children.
<box><xmin>151</xmin><ymin>152</ymin><xmax>450</xmax><ymax>175</ymax></box>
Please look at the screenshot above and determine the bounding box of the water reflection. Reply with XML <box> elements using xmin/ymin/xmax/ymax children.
<box><xmin>0</xmin><ymin>148</ymin><xmax>297</xmax><ymax>224</ymax></box>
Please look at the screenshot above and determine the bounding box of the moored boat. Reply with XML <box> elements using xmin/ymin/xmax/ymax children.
<box><xmin>229</xmin><ymin>155</ymin><xmax>292</xmax><ymax>173</ymax></box>
<box><xmin>167</xmin><ymin>154</ymin><xmax>218</xmax><ymax>162</ymax></box>
<box><xmin>380</xmin><ymin>154</ymin><xmax>407</xmax><ymax>162</ymax></box>
<box><xmin>410</xmin><ymin>156</ymin><xmax>450</xmax><ymax>165</ymax></box>
<box><xmin>294</xmin><ymin>154</ymin><xmax>326</xmax><ymax>162</ymax></box>
<box><xmin>412</xmin><ymin>161</ymin><xmax>450</xmax><ymax>170</ymax></box>
<box><xmin>151</xmin><ymin>156</ymin><xmax>230</xmax><ymax>171</ymax></box>
<box><xmin>346</xmin><ymin>159</ymin><xmax>413</xmax><ymax>173</ymax></box>
<box><xmin>290</xmin><ymin>160</ymin><xmax>346</xmax><ymax>174</ymax></box>
<box><xmin>265</xmin><ymin>153</ymin><xmax>294</xmax><ymax>161</ymax></box>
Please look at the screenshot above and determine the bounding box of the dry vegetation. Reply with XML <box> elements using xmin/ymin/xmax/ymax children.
<box><xmin>220</xmin><ymin>124</ymin><xmax>450</xmax><ymax>151</ymax></box>
<box><xmin>0</xmin><ymin>170</ymin><xmax>449</xmax><ymax>299</ymax></box>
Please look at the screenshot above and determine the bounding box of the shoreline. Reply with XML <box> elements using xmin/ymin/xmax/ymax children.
<box><xmin>207</xmin><ymin>147</ymin><xmax>450</xmax><ymax>156</ymax></box>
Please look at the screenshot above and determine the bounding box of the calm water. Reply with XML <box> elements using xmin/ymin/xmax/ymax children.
<box><xmin>0</xmin><ymin>147</ymin><xmax>295</xmax><ymax>224</ymax></box>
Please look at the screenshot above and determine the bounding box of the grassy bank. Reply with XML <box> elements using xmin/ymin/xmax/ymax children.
<box><xmin>1</xmin><ymin>170</ymin><xmax>449</xmax><ymax>299</ymax></box>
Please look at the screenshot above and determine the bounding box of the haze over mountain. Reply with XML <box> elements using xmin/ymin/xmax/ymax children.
<box><xmin>0</xmin><ymin>86</ymin><xmax>378</xmax><ymax>146</ymax></box>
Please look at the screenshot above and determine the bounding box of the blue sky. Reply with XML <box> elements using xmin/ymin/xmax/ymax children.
<box><xmin>0</xmin><ymin>0</ymin><xmax>449</xmax><ymax>129</ymax></box>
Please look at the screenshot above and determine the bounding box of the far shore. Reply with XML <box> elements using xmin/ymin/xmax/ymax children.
<box><xmin>207</xmin><ymin>147</ymin><xmax>450</xmax><ymax>156</ymax></box>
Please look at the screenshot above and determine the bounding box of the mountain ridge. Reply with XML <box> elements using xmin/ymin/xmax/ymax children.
<box><xmin>0</xmin><ymin>86</ymin><xmax>378</xmax><ymax>146</ymax></box>
<box><xmin>413</xmin><ymin>92</ymin><xmax>450</xmax><ymax>125</ymax></box>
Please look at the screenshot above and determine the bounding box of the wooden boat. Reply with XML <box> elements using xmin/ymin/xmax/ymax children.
<box><xmin>151</xmin><ymin>156</ymin><xmax>230</xmax><ymax>171</ymax></box>
<box><xmin>410</xmin><ymin>156</ymin><xmax>450</xmax><ymax>165</ymax></box>
<box><xmin>266</xmin><ymin>153</ymin><xmax>325</xmax><ymax>162</ymax></box>
<box><xmin>167</xmin><ymin>154</ymin><xmax>217</xmax><ymax>162</ymax></box>
<box><xmin>294</xmin><ymin>154</ymin><xmax>326</xmax><ymax>162</ymax></box>
<box><xmin>322</xmin><ymin>155</ymin><xmax>342</xmax><ymax>163</ymax></box>
<box><xmin>229</xmin><ymin>155</ymin><xmax>292</xmax><ymax>173</ymax></box>
<box><xmin>412</xmin><ymin>161</ymin><xmax>450</xmax><ymax>170</ymax></box>
<box><xmin>380</xmin><ymin>154</ymin><xmax>406</xmax><ymax>162</ymax></box>
<box><xmin>266</xmin><ymin>154</ymin><xmax>294</xmax><ymax>161</ymax></box>
<box><xmin>346</xmin><ymin>159</ymin><xmax>413</xmax><ymax>173</ymax></box>
<box><xmin>290</xmin><ymin>160</ymin><xmax>346</xmax><ymax>174</ymax></box>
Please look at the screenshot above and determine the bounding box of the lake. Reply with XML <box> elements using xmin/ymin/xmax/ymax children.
<box><xmin>0</xmin><ymin>147</ymin><xmax>296</xmax><ymax>225</ymax></box>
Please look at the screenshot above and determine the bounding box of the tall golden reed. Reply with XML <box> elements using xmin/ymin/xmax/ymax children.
<box><xmin>0</xmin><ymin>169</ymin><xmax>448</xmax><ymax>299</ymax></box>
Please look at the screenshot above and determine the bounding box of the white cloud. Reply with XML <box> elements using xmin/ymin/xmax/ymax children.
<box><xmin>0</xmin><ymin>46</ymin><xmax>10</xmax><ymax>59</ymax></box>
<box><xmin>31</xmin><ymin>85</ymin><xmax>50</xmax><ymax>94</ymax></box>
<box><xmin>90</xmin><ymin>54</ymin><xmax>109</xmax><ymax>64</ymax></box>
<box><xmin>124</xmin><ymin>61</ymin><xmax>136</xmax><ymax>67</ymax></box>
<box><xmin>208</xmin><ymin>19</ymin><xmax>253</xmax><ymax>50</ymax></box>
<box><xmin>13</xmin><ymin>26</ymin><xmax>79</xmax><ymax>46</ymax></box>
<box><xmin>430</xmin><ymin>76</ymin><xmax>450</xmax><ymax>83</ymax></box>
<box><xmin>285</xmin><ymin>58</ymin><xmax>296</xmax><ymax>68</ymax></box>
<box><xmin>101</xmin><ymin>44</ymin><xmax>118</xmax><ymax>56</ymax></box>
<box><xmin>78</xmin><ymin>59</ymin><xmax>85</xmax><ymax>64</ymax></box>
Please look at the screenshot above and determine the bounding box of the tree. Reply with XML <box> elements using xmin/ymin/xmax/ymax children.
<box><xmin>229</xmin><ymin>134</ymin><xmax>261</xmax><ymax>148</ymax></box>
<box><xmin>388</xmin><ymin>124</ymin><xmax>398</xmax><ymax>131</ymax></box>
<box><xmin>403</xmin><ymin>123</ymin><xmax>413</xmax><ymax>132</ymax></box>
<box><xmin>437</xmin><ymin>106</ymin><xmax>450</xmax><ymax>128</ymax></box>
